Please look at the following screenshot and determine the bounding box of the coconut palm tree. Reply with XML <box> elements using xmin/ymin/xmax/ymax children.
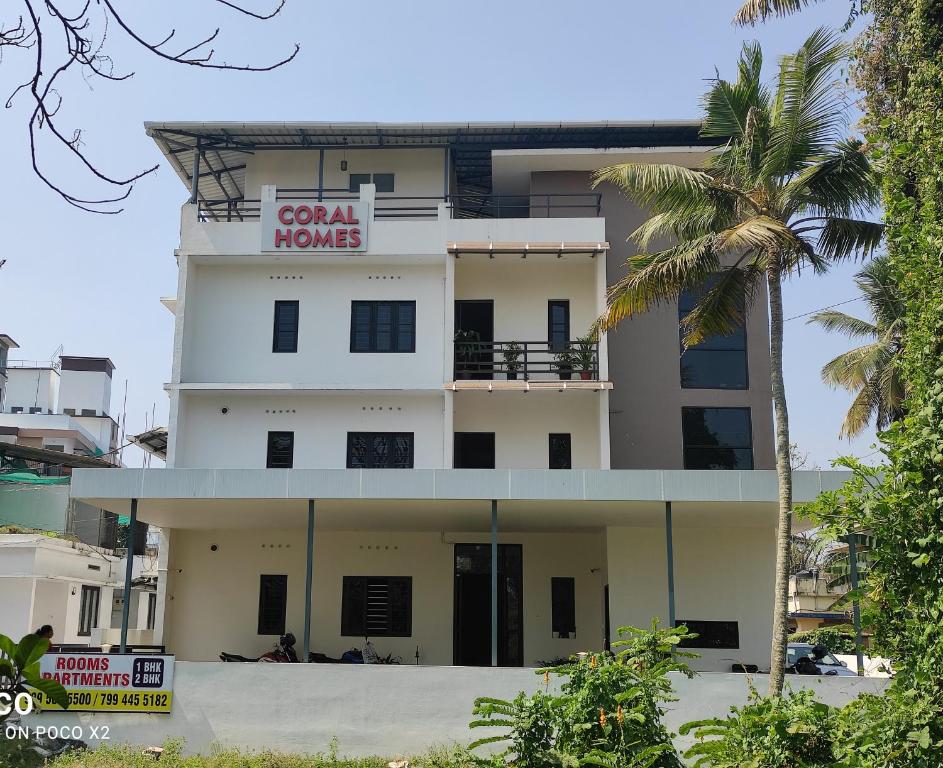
<box><xmin>591</xmin><ymin>29</ymin><xmax>882</xmax><ymax>695</ymax></box>
<box><xmin>808</xmin><ymin>255</ymin><xmax>905</xmax><ymax>438</ymax></box>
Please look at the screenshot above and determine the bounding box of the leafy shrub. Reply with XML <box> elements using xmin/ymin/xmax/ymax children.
<box><xmin>48</xmin><ymin>740</ymin><xmax>395</xmax><ymax>768</ymax></box>
<box><xmin>681</xmin><ymin>689</ymin><xmax>835</xmax><ymax>768</ymax></box>
<box><xmin>832</xmin><ymin>684</ymin><xmax>943</xmax><ymax>768</ymax></box>
<box><xmin>469</xmin><ymin>621</ymin><xmax>694</xmax><ymax>768</ymax></box>
<box><xmin>786</xmin><ymin>625</ymin><xmax>857</xmax><ymax>655</ymax></box>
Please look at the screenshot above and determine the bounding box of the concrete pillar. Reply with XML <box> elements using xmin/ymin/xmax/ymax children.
<box><xmin>303</xmin><ymin>500</ymin><xmax>315</xmax><ymax>663</ymax></box>
<box><xmin>119</xmin><ymin>498</ymin><xmax>137</xmax><ymax>653</ymax></box>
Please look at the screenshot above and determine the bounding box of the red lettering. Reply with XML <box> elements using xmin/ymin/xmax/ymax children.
<box><xmin>277</xmin><ymin>205</ymin><xmax>294</xmax><ymax>225</ymax></box>
<box><xmin>349</xmin><ymin>228</ymin><xmax>362</xmax><ymax>248</ymax></box>
<box><xmin>121</xmin><ymin>673</ymin><xmax>131</xmax><ymax>687</ymax></box>
<box><xmin>346</xmin><ymin>205</ymin><xmax>359</xmax><ymax>225</ymax></box>
<box><xmin>312</xmin><ymin>230</ymin><xmax>334</xmax><ymax>248</ymax></box>
<box><xmin>293</xmin><ymin>228</ymin><xmax>312</xmax><ymax>248</ymax></box>
<box><xmin>274</xmin><ymin>229</ymin><xmax>292</xmax><ymax>248</ymax></box>
<box><xmin>329</xmin><ymin>206</ymin><xmax>346</xmax><ymax>225</ymax></box>
<box><xmin>313</xmin><ymin>205</ymin><xmax>328</xmax><ymax>224</ymax></box>
<box><xmin>101</xmin><ymin>657</ymin><xmax>109</xmax><ymax>671</ymax></box>
<box><xmin>56</xmin><ymin>657</ymin><xmax>66</xmax><ymax>670</ymax></box>
<box><xmin>294</xmin><ymin>205</ymin><xmax>313</xmax><ymax>225</ymax></box>
<box><xmin>335</xmin><ymin>228</ymin><xmax>348</xmax><ymax>247</ymax></box>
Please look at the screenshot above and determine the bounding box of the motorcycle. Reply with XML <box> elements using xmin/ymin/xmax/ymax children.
<box><xmin>220</xmin><ymin>632</ymin><xmax>299</xmax><ymax>663</ymax></box>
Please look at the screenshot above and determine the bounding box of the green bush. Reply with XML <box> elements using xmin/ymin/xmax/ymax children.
<box><xmin>49</xmin><ymin>741</ymin><xmax>394</xmax><ymax>768</ymax></box>
<box><xmin>786</xmin><ymin>625</ymin><xmax>857</xmax><ymax>655</ymax></box>
<box><xmin>681</xmin><ymin>688</ymin><xmax>835</xmax><ymax>768</ymax></box>
<box><xmin>469</xmin><ymin>621</ymin><xmax>695</xmax><ymax>768</ymax></box>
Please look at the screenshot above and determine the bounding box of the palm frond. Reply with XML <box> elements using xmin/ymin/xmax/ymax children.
<box><xmin>733</xmin><ymin>0</ymin><xmax>826</xmax><ymax>26</ymax></box>
<box><xmin>715</xmin><ymin>215</ymin><xmax>802</xmax><ymax>253</ymax></box>
<box><xmin>591</xmin><ymin>163</ymin><xmax>715</xmax><ymax>217</ymax></box>
<box><xmin>784</xmin><ymin>139</ymin><xmax>881</xmax><ymax>218</ymax></box>
<box><xmin>806</xmin><ymin>310</ymin><xmax>877</xmax><ymax>340</ymax></box>
<box><xmin>765</xmin><ymin>27</ymin><xmax>848</xmax><ymax>179</ymax></box>
<box><xmin>816</xmin><ymin>217</ymin><xmax>884</xmax><ymax>261</ymax></box>
<box><xmin>594</xmin><ymin>236</ymin><xmax>719</xmax><ymax>334</ymax></box>
<box><xmin>854</xmin><ymin>255</ymin><xmax>905</xmax><ymax>330</ymax></box>
<box><xmin>839</xmin><ymin>379</ymin><xmax>879</xmax><ymax>439</ymax></box>
<box><xmin>702</xmin><ymin>41</ymin><xmax>768</xmax><ymax>139</ymax></box>
<box><xmin>874</xmin><ymin>346</ymin><xmax>906</xmax><ymax>430</ymax></box>
<box><xmin>820</xmin><ymin>341</ymin><xmax>886</xmax><ymax>391</ymax></box>
<box><xmin>681</xmin><ymin>263</ymin><xmax>764</xmax><ymax>346</ymax></box>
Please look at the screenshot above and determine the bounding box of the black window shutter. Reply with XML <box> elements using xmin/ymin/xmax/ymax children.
<box><xmin>549</xmin><ymin>433</ymin><xmax>572</xmax><ymax>469</ymax></box>
<box><xmin>341</xmin><ymin>577</ymin><xmax>367</xmax><ymax>636</ymax></box>
<box><xmin>273</xmin><ymin>301</ymin><xmax>299</xmax><ymax>353</ymax></box>
<box><xmin>266</xmin><ymin>431</ymin><xmax>294</xmax><ymax>469</ymax></box>
<box><xmin>551</xmin><ymin>577</ymin><xmax>576</xmax><ymax>636</ymax></box>
<box><xmin>341</xmin><ymin>576</ymin><xmax>411</xmax><ymax>637</ymax></box>
<box><xmin>258</xmin><ymin>575</ymin><xmax>287</xmax><ymax>635</ymax></box>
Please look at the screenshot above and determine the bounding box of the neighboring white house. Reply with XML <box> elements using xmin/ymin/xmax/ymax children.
<box><xmin>0</xmin><ymin>534</ymin><xmax>159</xmax><ymax>647</ymax></box>
<box><xmin>1</xmin><ymin>354</ymin><xmax>119</xmax><ymax>459</ymax></box>
<box><xmin>71</xmin><ymin>121</ymin><xmax>850</xmax><ymax>672</ymax></box>
<box><xmin>0</xmin><ymin>534</ymin><xmax>119</xmax><ymax>645</ymax></box>
<box><xmin>0</xmin><ymin>351</ymin><xmax>122</xmax><ymax>546</ymax></box>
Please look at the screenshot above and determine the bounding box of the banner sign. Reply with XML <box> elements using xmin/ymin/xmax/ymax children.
<box><xmin>261</xmin><ymin>200</ymin><xmax>368</xmax><ymax>252</ymax></box>
<box><xmin>34</xmin><ymin>654</ymin><xmax>174</xmax><ymax>713</ymax></box>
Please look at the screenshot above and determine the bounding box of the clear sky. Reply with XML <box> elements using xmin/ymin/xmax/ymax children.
<box><xmin>0</xmin><ymin>0</ymin><xmax>878</xmax><ymax>468</ymax></box>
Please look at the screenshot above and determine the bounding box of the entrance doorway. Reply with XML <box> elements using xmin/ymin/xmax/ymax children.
<box><xmin>455</xmin><ymin>300</ymin><xmax>494</xmax><ymax>379</ymax></box>
<box><xmin>453</xmin><ymin>543</ymin><xmax>523</xmax><ymax>666</ymax></box>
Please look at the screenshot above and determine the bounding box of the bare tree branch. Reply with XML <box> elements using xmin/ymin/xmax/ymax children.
<box><xmin>2</xmin><ymin>0</ymin><xmax>299</xmax><ymax>213</ymax></box>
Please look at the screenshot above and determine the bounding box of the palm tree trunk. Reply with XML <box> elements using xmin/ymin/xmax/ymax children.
<box><xmin>766</xmin><ymin>266</ymin><xmax>793</xmax><ymax>697</ymax></box>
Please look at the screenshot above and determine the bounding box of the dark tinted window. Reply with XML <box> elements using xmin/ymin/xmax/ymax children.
<box><xmin>341</xmin><ymin>576</ymin><xmax>412</xmax><ymax>636</ymax></box>
<box><xmin>347</xmin><ymin>432</ymin><xmax>414</xmax><ymax>468</ymax></box>
<box><xmin>272</xmin><ymin>300</ymin><xmax>299</xmax><ymax>353</ymax></box>
<box><xmin>349</xmin><ymin>173</ymin><xmax>371</xmax><ymax>193</ymax></box>
<box><xmin>549</xmin><ymin>433</ymin><xmax>572</xmax><ymax>469</ymax></box>
<box><xmin>373</xmin><ymin>173</ymin><xmax>395</xmax><ymax>193</ymax></box>
<box><xmin>676</xmin><ymin>619</ymin><xmax>739</xmax><ymax>649</ymax></box>
<box><xmin>258</xmin><ymin>575</ymin><xmax>287</xmax><ymax>635</ymax></box>
<box><xmin>454</xmin><ymin>432</ymin><xmax>496</xmax><ymax>468</ymax></box>
<box><xmin>350</xmin><ymin>301</ymin><xmax>416</xmax><ymax>353</ymax></box>
<box><xmin>682</xmin><ymin>408</ymin><xmax>753</xmax><ymax>469</ymax></box>
<box><xmin>551</xmin><ymin>577</ymin><xmax>576</xmax><ymax>637</ymax></box>
<box><xmin>78</xmin><ymin>585</ymin><xmax>100</xmax><ymax>636</ymax></box>
<box><xmin>348</xmin><ymin>173</ymin><xmax>394</xmax><ymax>193</ymax></box>
<box><xmin>678</xmin><ymin>283</ymin><xmax>747</xmax><ymax>389</ymax></box>
<box><xmin>548</xmin><ymin>300</ymin><xmax>570</xmax><ymax>352</ymax></box>
<box><xmin>266</xmin><ymin>431</ymin><xmax>294</xmax><ymax>469</ymax></box>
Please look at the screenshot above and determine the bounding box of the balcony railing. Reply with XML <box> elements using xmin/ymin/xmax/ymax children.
<box><xmin>453</xmin><ymin>340</ymin><xmax>600</xmax><ymax>381</ymax></box>
<box><xmin>198</xmin><ymin>188</ymin><xmax>445</xmax><ymax>222</ymax></box>
<box><xmin>197</xmin><ymin>190</ymin><xmax>602</xmax><ymax>222</ymax></box>
<box><xmin>450</xmin><ymin>193</ymin><xmax>601</xmax><ymax>219</ymax></box>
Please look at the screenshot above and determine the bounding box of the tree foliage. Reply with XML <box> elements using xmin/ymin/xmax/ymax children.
<box><xmin>469</xmin><ymin>622</ymin><xmax>695</xmax><ymax>768</ymax></box>
<box><xmin>0</xmin><ymin>1</ymin><xmax>298</xmax><ymax>213</ymax></box>
<box><xmin>0</xmin><ymin>632</ymin><xmax>69</xmax><ymax>723</ymax></box>
<box><xmin>808</xmin><ymin>255</ymin><xmax>906</xmax><ymax>438</ymax></box>
<box><xmin>591</xmin><ymin>28</ymin><xmax>881</xmax><ymax>696</ymax></box>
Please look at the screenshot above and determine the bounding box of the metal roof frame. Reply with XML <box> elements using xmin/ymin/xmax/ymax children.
<box><xmin>145</xmin><ymin>120</ymin><xmax>719</xmax><ymax>202</ymax></box>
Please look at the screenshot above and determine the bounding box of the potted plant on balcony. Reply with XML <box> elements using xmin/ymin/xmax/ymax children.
<box><xmin>503</xmin><ymin>342</ymin><xmax>523</xmax><ymax>381</ymax></box>
<box><xmin>454</xmin><ymin>329</ymin><xmax>481</xmax><ymax>379</ymax></box>
<box><xmin>574</xmin><ymin>335</ymin><xmax>596</xmax><ymax>380</ymax></box>
<box><xmin>553</xmin><ymin>347</ymin><xmax>576</xmax><ymax>380</ymax></box>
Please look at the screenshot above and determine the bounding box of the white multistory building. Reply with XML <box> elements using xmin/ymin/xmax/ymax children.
<box><xmin>72</xmin><ymin>122</ymin><xmax>846</xmax><ymax>671</ymax></box>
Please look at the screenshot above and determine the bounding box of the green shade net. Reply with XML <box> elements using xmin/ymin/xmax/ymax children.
<box><xmin>0</xmin><ymin>472</ymin><xmax>70</xmax><ymax>486</ymax></box>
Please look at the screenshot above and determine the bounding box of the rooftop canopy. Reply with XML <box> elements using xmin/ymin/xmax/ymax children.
<box><xmin>145</xmin><ymin>120</ymin><xmax>717</xmax><ymax>203</ymax></box>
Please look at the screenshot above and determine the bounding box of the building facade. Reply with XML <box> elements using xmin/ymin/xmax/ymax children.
<box><xmin>71</xmin><ymin>121</ymin><xmax>841</xmax><ymax>672</ymax></box>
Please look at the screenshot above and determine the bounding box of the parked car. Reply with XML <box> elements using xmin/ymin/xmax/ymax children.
<box><xmin>787</xmin><ymin>642</ymin><xmax>858</xmax><ymax>676</ymax></box>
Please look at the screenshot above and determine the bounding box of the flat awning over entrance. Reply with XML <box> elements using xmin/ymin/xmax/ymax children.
<box><xmin>70</xmin><ymin>468</ymin><xmax>849</xmax><ymax>531</ymax></box>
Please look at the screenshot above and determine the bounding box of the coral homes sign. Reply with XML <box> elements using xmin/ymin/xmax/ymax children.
<box><xmin>260</xmin><ymin>199</ymin><xmax>368</xmax><ymax>252</ymax></box>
